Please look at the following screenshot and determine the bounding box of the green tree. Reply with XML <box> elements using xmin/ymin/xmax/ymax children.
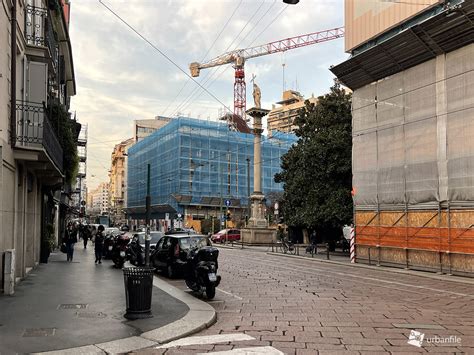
<box><xmin>48</xmin><ymin>102</ymin><xmax>79</xmax><ymax>185</ymax></box>
<box><xmin>274</xmin><ymin>82</ymin><xmax>352</xmax><ymax>240</ymax></box>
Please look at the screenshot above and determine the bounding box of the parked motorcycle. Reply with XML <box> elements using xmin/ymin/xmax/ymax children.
<box><xmin>102</xmin><ymin>233</ymin><xmax>117</xmax><ymax>259</ymax></box>
<box><xmin>127</xmin><ymin>235</ymin><xmax>144</xmax><ymax>266</ymax></box>
<box><xmin>184</xmin><ymin>244</ymin><xmax>221</xmax><ymax>299</ymax></box>
<box><xmin>111</xmin><ymin>234</ymin><xmax>130</xmax><ymax>268</ymax></box>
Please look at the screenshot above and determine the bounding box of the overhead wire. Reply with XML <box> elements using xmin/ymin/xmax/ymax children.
<box><xmin>97</xmin><ymin>0</ymin><xmax>233</xmax><ymax>114</ymax></box>
<box><xmin>161</xmin><ymin>0</ymin><xmax>244</xmax><ymax>117</ymax></box>
<box><xmin>169</xmin><ymin>0</ymin><xmax>269</xmax><ymax>118</ymax></box>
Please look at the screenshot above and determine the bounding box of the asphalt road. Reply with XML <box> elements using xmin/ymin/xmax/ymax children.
<box><xmin>136</xmin><ymin>247</ymin><xmax>474</xmax><ymax>354</ymax></box>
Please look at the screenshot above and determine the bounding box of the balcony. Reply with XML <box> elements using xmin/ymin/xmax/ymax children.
<box><xmin>25</xmin><ymin>4</ymin><xmax>59</xmax><ymax>70</ymax></box>
<box><xmin>15</xmin><ymin>101</ymin><xmax>64</xmax><ymax>174</ymax></box>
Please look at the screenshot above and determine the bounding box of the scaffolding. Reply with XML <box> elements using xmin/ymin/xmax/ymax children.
<box><xmin>127</xmin><ymin>117</ymin><xmax>296</xmax><ymax>216</ymax></box>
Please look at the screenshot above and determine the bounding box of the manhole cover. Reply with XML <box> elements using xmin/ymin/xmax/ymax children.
<box><xmin>76</xmin><ymin>311</ymin><xmax>107</xmax><ymax>319</ymax></box>
<box><xmin>58</xmin><ymin>304</ymin><xmax>88</xmax><ymax>310</ymax></box>
<box><xmin>23</xmin><ymin>328</ymin><xmax>56</xmax><ymax>337</ymax></box>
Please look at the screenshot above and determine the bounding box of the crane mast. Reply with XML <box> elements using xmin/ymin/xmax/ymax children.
<box><xmin>189</xmin><ymin>27</ymin><xmax>344</xmax><ymax>125</ymax></box>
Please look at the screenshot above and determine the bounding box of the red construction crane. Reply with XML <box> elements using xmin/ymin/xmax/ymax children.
<box><xmin>189</xmin><ymin>27</ymin><xmax>344</xmax><ymax>123</ymax></box>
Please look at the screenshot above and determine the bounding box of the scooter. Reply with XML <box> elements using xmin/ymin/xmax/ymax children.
<box><xmin>111</xmin><ymin>234</ymin><xmax>130</xmax><ymax>268</ymax></box>
<box><xmin>184</xmin><ymin>245</ymin><xmax>221</xmax><ymax>299</ymax></box>
<box><xmin>102</xmin><ymin>234</ymin><xmax>116</xmax><ymax>259</ymax></box>
<box><xmin>126</xmin><ymin>235</ymin><xmax>144</xmax><ymax>266</ymax></box>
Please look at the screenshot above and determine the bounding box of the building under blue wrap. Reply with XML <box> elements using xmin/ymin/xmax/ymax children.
<box><xmin>125</xmin><ymin>117</ymin><xmax>296</xmax><ymax>224</ymax></box>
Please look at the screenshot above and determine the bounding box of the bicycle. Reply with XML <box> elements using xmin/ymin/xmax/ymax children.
<box><xmin>279</xmin><ymin>238</ymin><xmax>296</xmax><ymax>255</ymax></box>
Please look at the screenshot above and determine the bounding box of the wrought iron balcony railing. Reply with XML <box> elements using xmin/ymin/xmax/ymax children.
<box><xmin>25</xmin><ymin>4</ymin><xmax>59</xmax><ymax>69</ymax></box>
<box><xmin>15</xmin><ymin>101</ymin><xmax>64</xmax><ymax>173</ymax></box>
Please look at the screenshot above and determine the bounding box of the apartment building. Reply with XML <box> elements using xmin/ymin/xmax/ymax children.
<box><xmin>267</xmin><ymin>90</ymin><xmax>317</xmax><ymax>134</ymax></box>
<box><xmin>0</xmin><ymin>0</ymin><xmax>77</xmax><ymax>292</ymax></box>
<box><xmin>109</xmin><ymin>138</ymin><xmax>134</xmax><ymax>225</ymax></box>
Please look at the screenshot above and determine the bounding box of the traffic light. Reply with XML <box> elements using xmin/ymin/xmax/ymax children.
<box><xmin>226</xmin><ymin>210</ymin><xmax>231</xmax><ymax>221</ymax></box>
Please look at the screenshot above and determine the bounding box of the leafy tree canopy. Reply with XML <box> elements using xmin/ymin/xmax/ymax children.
<box><xmin>274</xmin><ymin>82</ymin><xmax>352</xmax><ymax>238</ymax></box>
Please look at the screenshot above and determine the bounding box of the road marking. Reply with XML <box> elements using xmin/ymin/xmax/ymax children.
<box><xmin>217</xmin><ymin>288</ymin><xmax>243</xmax><ymax>300</ymax></box>
<box><xmin>156</xmin><ymin>333</ymin><xmax>254</xmax><ymax>349</ymax></box>
<box><xmin>199</xmin><ymin>346</ymin><xmax>284</xmax><ymax>354</ymax></box>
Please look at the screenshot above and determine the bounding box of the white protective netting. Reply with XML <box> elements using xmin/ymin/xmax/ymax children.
<box><xmin>352</xmin><ymin>44</ymin><xmax>474</xmax><ymax>208</ymax></box>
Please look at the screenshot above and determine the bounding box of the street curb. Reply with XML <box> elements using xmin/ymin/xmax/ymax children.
<box><xmin>266</xmin><ymin>251</ymin><xmax>474</xmax><ymax>285</ymax></box>
<box><xmin>34</xmin><ymin>276</ymin><xmax>216</xmax><ymax>355</ymax></box>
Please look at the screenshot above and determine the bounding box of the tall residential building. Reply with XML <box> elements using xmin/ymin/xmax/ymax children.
<box><xmin>267</xmin><ymin>90</ymin><xmax>317</xmax><ymax>133</ymax></box>
<box><xmin>134</xmin><ymin>116</ymin><xmax>171</xmax><ymax>142</ymax></box>
<box><xmin>87</xmin><ymin>182</ymin><xmax>110</xmax><ymax>216</ymax></box>
<box><xmin>109</xmin><ymin>138</ymin><xmax>134</xmax><ymax>225</ymax></box>
<box><xmin>331</xmin><ymin>0</ymin><xmax>474</xmax><ymax>275</ymax></box>
<box><xmin>0</xmin><ymin>0</ymin><xmax>77</xmax><ymax>292</ymax></box>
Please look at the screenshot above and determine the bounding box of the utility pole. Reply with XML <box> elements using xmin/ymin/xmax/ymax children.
<box><xmin>145</xmin><ymin>163</ymin><xmax>151</xmax><ymax>266</ymax></box>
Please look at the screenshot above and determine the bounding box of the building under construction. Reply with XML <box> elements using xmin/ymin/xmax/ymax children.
<box><xmin>332</xmin><ymin>0</ymin><xmax>474</xmax><ymax>275</ymax></box>
<box><xmin>125</xmin><ymin>117</ymin><xmax>296</xmax><ymax>229</ymax></box>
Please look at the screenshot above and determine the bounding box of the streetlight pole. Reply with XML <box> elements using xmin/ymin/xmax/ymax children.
<box><xmin>145</xmin><ymin>163</ymin><xmax>151</xmax><ymax>266</ymax></box>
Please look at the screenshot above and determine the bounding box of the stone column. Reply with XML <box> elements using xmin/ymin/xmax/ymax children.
<box><xmin>246</xmin><ymin>107</ymin><xmax>270</xmax><ymax>229</ymax></box>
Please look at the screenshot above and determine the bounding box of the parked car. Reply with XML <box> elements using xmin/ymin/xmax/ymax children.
<box><xmin>134</xmin><ymin>231</ymin><xmax>164</xmax><ymax>250</ymax></box>
<box><xmin>104</xmin><ymin>227</ymin><xmax>121</xmax><ymax>237</ymax></box>
<box><xmin>151</xmin><ymin>234</ymin><xmax>212</xmax><ymax>278</ymax></box>
<box><xmin>211</xmin><ymin>229</ymin><xmax>240</xmax><ymax>243</ymax></box>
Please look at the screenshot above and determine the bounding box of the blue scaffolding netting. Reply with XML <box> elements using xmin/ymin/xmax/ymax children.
<box><xmin>127</xmin><ymin>117</ymin><xmax>296</xmax><ymax>213</ymax></box>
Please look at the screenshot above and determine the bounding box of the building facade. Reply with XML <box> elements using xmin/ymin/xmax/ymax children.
<box><xmin>332</xmin><ymin>0</ymin><xmax>474</xmax><ymax>275</ymax></box>
<box><xmin>87</xmin><ymin>182</ymin><xmax>110</xmax><ymax>217</ymax></box>
<box><xmin>267</xmin><ymin>90</ymin><xmax>317</xmax><ymax>133</ymax></box>
<box><xmin>109</xmin><ymin>138</ymin><xmax>134</xmax><ymax>225</ymax></box>
<box><xmin>0</xmin><ymin>0</ymin><xmax>77</xmax><ymax>292</ymax></box>
<box><xmin>134</xmin><ymin>116</ymin><xmax>170</xmax><ymax>142</ymax></box>
<box><xmin>126</xmin><ymin>117</ymin><xmax>296</xmax><ymax>230</ymax></box>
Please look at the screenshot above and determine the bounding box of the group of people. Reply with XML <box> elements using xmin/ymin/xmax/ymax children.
<box><xmin>63</xmin><ymin>222</ymin><xmax>105</xmax><ymax>264</ymax></box>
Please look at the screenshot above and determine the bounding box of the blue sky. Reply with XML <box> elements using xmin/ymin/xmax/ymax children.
<box><xmin>69</xmin><ymin>0</ymin><xmax>347</xmax><ymax>189</ymax></box>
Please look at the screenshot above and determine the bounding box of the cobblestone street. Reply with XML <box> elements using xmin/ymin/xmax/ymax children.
<box><xmin>137</xmin><ymin>247</ymin><xmax>474</xmax><ymax>354</ymax></box>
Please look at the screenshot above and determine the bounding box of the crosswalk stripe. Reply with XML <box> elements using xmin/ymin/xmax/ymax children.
<box><xmin>156</xmin><ymin>333</ymin><xmax>255</xmax><ymax>349</ymax></box>
<box><xmin>199</xmin><ymin>346</ymin><xmax>285</xmax><ymax>355</ymax></box>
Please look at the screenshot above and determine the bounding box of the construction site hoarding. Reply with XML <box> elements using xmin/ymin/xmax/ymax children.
<box><xmin>345</xmin><ymin>0</ymin><xmax>439</xmax><ymax>52</ymax></box>
<box><xmin>352</xmin><ymin>43</ymin><xmax>474</xmax><ymax>275</ymax></box>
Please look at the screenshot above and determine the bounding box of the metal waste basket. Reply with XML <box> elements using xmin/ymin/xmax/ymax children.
<box><xmin>123</xmin><ymin>267</ymin><xmax>154</xmax><ymax>319</ymax></box>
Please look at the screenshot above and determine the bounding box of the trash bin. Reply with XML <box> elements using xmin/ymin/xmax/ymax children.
<box><xmin>123</xmin><ymin>267</ymin><xmax>154</xmax><ymax>320</ymax></box>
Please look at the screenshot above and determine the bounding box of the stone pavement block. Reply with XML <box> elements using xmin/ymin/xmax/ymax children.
<box><xmin>320</xmin><ymin>331</ymin><xmax>345</xmax><ymax>338</ymax></box>
<box><xmin>211</xmin><ymin>344</ymin><xmax>235</xmax><ymax>351</ymax></box>
<box><xmin>272</xmin><ymin>341</ymin><xmax>306</xmax><ymax>349</ymax></box>
<box><xmin>425</xmin><ymin>347</ymin><xmax>465</xmax><ymax>352</ymax></box>
<box><xmin>234</xmin><ymin>340</ymin><xmax>272</xmax><ymax>347</ymax></box>
<box><xmin>295</xmin><ymin>336</ymin><xmax>341</xmax><ymax>344</ymax></box>
<box><xmin>261</xmin><ymin>335</ymin><xmax>295</xmax><ymax>342</ymax></box>
<box><xmin>305</xmin><ymin>343</ymin><xmax>347</xmax><ymax>351</ymax></box>
<box><xmin>165</xmin><ymin>348</ymin><xmax>201</xmax><ymax>354</ymax></box>
<box><xmin>345</xmin><ymin>345</ymin><xmax>386</xmax><ymax>351</ymax></box>
<box><xmin>278</xmin><ymin>314</ymin><xmax>309</xmax><ymax>321</ymax></box>
<box><xmin>296</xmin><ymin>349</ymin><xmax>321</xmax><ymax>355</ymax></box>
<box><xmin>382</xmin><ymin>346</ymin><xmax>428</xmax><ymax>353</ymax></box>
<box><xmin>304</xmin><ymin>326</ymin><xmax>338</xmax><ymax>332</ymax></box>
<box><xmin>342</xmin><ymin>337</ymin><xmax>389</xmax><ymax>346</ymax></box>
<box><xmin>321</xmin><ymin>321</ymin><xmax>359</xmax><ymax>327</ymax></box>
<box><xmin>318</xmin><ymin>351</ymin><xmax>362</xmax><ymax>355</ymax></box>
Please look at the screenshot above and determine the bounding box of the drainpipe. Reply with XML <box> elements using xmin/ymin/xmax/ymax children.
<box><xmin>10</xmin><ymin>0</ymin><xmax>17</xmax><ymax>147</ymax></box>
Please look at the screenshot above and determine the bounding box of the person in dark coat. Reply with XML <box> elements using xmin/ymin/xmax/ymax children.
<box><xmin>95</xmin><ymin>225</ymin><xmax>105</xmax><ymax>264</ymax></box>
<box><xmin>65</xmin><ymin>222</ymin><xmax>78</xmax><ymax>262</ymax></box>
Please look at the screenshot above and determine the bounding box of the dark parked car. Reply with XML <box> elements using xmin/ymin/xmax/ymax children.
<box><xmin>151</xmin><ymin>234</ymin><xmax>211</xmax><ymax>278</ymax></box>
<box><xmin>211</xmin><ymin>229</ymin><xmax>240</xmax><ymax>243</ymax></box>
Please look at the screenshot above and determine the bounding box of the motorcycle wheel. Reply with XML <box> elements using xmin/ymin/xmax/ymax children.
<box><xmin>205</xmin><ymin>285</ymin><xmax>216</xmax><ymax>299</ymax></box>
<box><xmin>114</xmin><ymin>259</ymin><xmax>124</xmax><ymax>268</ymax></box>
<box><xmin>185</xmin><ymin>279</ymin><xmax>197</xmax><ymax>291</ymax></box>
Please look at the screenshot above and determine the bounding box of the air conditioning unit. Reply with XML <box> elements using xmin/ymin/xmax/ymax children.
<box><xmin>3</xmin><ymin>249</ymin><xmax>15</xmax><ymax>295</ymax></box>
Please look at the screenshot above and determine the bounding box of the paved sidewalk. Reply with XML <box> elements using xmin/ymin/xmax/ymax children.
<box><xmin>0</xmin><ymin>243</ymin><xmax>215</xmax><ymax>354</ymax></box>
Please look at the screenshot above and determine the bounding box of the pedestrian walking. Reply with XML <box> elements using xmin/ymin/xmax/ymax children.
<box><xmin>82</xmin><ymin>224</ymin><xmax>90</xmax><ymax>249</ymax></box>
<box><xmin>95</xmin><ymin>225</ymin><xmax>105</xmax><ymax>264</ymax></box>
<box><xmin>64</xmin><ymin>222</ymin><xmax>78</xmax><ymax>262</ymax></box>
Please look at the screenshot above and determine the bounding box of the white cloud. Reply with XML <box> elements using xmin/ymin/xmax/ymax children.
<box><xmin>70</xmin><ymin>0</ymin><xmax>345</xmax><ymax>189</ymax></box>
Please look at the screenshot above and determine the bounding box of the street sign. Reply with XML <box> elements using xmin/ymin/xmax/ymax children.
<box><xmin>225</xmin><ymin>199</ymin><xmax>231</xmax><ymax>207</ymax></box>
<box><xmin>81</xmin><ymin>200</ymin><xmax>86</xmax><ymax>206</ymax></box>
<box><xmin>177</xmin><ymin>213</ymin><xmax>182</xmax><ymax>218</ymax></box>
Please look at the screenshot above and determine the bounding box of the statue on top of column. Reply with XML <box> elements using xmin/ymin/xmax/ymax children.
<box><xmin>252</xmin><ymin>74</ymin><xmax>261</xmax><ymax>108</ymax></box>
